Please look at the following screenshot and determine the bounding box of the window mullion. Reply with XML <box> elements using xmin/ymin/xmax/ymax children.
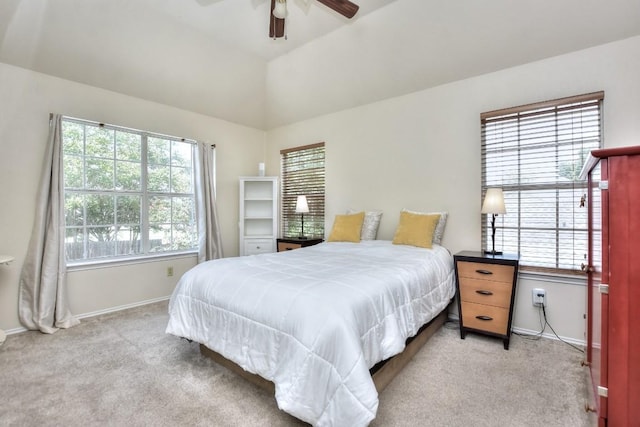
<box><xmin>555</xmin><ymin>107</ymin><xmax>560</xmax><ymax>269</ymax></box>
<box><xmin>141</xmin><ymin>134</ymin><xmax>150</xmax><ymax>254</ymax></box>
<box><xmin>82</xmin><ymin>123</ymin><xmax>89</xmax><ymax>260</ymax></box>
<box><xmin>517</xmin><ymin>115</ymin><xmax>522</xmax><ymax>258</ymax></box>
<box><xmin>112</xmin><ymin>129</ymin><xmax>118</xmax><ymax>257</ymax></box>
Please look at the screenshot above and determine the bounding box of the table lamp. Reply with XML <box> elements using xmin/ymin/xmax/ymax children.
<box><xmin>295</xmin><ymin>195</ymin><xmax>309</xmax><ymax>239</ymax></box>
<box><xmin>481</xmin><ymin>188</ymin><xmax>506</xmax><ymax>255</ymax></box>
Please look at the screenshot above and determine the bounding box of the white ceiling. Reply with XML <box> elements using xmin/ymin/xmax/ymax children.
<box><xmin>1</xmin><ymin>0</ymin><xmax>640</xmax><ymax>129</ymax></box>
<box><xmin>148</xmin><ymin>0</ymin><xmax>398</xmax><ymax>60</ymax></box>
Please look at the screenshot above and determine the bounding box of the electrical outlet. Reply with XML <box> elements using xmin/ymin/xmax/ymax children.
<box><xmin>167</xmin><ymin>266</ymin><xmax>174</xmax><ymax>277</ymax></box>
<box><xmin>532</xmin><ymin>288</ymin><xmax>546</xmax><ymax>306</ymax></box>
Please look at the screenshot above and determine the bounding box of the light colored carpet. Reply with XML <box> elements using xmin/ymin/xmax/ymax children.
<box><xmin>0</xmin><ymin>301</ymin><xmax>596</xmax><ymax>426</ymax></box>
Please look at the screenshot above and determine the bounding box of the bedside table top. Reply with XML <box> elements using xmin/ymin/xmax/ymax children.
<box><xmin>277</xmin><ymin>237</ymin><xmax>323</xmax><ymax>244</ymax></box>
<box><xmin>0</xmin><ymin>255</ymin><xmax>14</xmax><ymax>265</ymax></box>
<box><xmin>454</xmin><ymin>251</ymin><xmax>519</xmax><ymax>263</ymax></box>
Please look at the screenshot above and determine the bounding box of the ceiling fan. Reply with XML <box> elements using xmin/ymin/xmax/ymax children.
<box><xmin>269</xmin><ymin>0</ymin><xmax>359</xmax><ymax>39</ymax></box>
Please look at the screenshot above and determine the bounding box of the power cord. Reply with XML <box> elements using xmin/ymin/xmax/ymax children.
<box><xmin>540</xmin><ymin>303</ymin><xmax>584</xmax><ymax>353</ymax></box>
<box><xmin>513</xmin><ymin>303</ymin><xmax>545</xmax><ymax>341</ymax></box>
<box><xmin>450</xmin><ymin>302</ymin><xmax>584</xmax><ymax>353</ymax></box>
<box><xmin>515</xmin><ymin>301</ymin><xmax>584</xmax><ymax>353</ymax></box>
<box><xmin>444</xmin><ymin>318</ymin><xmax>461</xmax><ymax>330</ymax></box>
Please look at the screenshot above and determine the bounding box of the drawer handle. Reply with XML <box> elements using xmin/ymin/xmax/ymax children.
<box><xmin>285</xmin><ymin>247</ymin><xmax>293</xmax><ymax>251</ymax></box>
<box><xmin>475</xmin><ymin>290</ymin><xmax>493</xmax><ymax>296</ymax></box>
<box><xmin>475</xmin><ymin>269</ymin><xmax>493</xmax><ymax>275</ymax></box>
<box><xmin>475</xmin><ymin>315</ymin><xmax>493</xmax><ymax>321</ymax></box>
<box><xmin>256</xmin><ymin>246</ymin><xmax>261</xmax><ymax>249</ymax></box>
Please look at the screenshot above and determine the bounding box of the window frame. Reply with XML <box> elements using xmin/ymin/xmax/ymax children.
<box><xmin>480</xmin><ymin>92</ymin><xmax>604</xmax><ymax>275</ymax></box>
<box><xmin>62</xmin><ymin>117</ymin><xmax>198</xmax><ymax>266</ymax></box>
<box><xmin>280</xmin><ymin>142</ymin><xmax>326</xmax><ymax>239</ymax></box>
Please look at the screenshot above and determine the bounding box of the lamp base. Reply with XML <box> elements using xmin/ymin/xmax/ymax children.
<box><xmin>297</xmin><ymin>236</ymin><xmax>308</xmax><ymax>240</ymax></box>
<box><xmin>484</xmin><ymin>249</ymin><xmax>503</xmax><ymax>256</ymax></box>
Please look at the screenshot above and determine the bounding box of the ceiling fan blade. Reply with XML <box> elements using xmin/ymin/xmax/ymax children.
<box><xmin>315</xmin><ymin>0</ymin><xmax>359</xmax><ymax>19</ymax></box>
<box><xmin>269</xmin><ymin>0</ymin><xmax>285</xmax><ymax>38</ymax></box>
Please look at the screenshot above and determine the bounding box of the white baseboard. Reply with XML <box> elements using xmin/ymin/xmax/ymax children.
<box><xmin>511</xmin><ymin>326</ymin><xmax>585</xmax><ymax>347</ymax></box>
<box><xmin>5</xmin><ymin>326</ymin><xmax>28</xmax><ymax>335</ymax></box>
<box><xmin>5</xmin><ymin>295</ymin><xmax>170</xmax><ymax>336</ymax></box>
<box><xmin>74</xmin><ymin>295</ymin><xmax>170</xmax><ymax>320</ymax></box>
<box><xmin>447</xmin><ymin>314</ymin><xmax>585</xmax><ymax>347</ymax></box>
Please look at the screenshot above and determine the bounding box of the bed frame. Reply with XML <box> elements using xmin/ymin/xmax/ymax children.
<box><xmin>199</xmin><ymin>305</ymin><xmax>449</xmax><ymax>396</ymax></box>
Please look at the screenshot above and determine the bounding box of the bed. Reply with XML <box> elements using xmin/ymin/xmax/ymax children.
<box><xmin>166</xmin><ymin>240</ymin><xmax>455</xmax><ymax>426</ymax></box>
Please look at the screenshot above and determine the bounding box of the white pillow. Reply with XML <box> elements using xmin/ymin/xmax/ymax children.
<box><xmin>347</xmin><ymin>209</ymin><xmax>383</xmax><ymax>240</ymax></box>
<box><xmin>401</xmin><ymin>209</ymin><xmax>448</xmax><ymax>245</ymax></box>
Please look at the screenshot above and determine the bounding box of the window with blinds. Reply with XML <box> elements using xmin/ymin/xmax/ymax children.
<box><xmin>481</xmin><ymin>92</ymin><xmax>603</xmax><ymax>274</ymax></box>
<box><xmin>280</xmin><ymin>143</ymin><xmax>325</xmax><ymax>238</ymax></box>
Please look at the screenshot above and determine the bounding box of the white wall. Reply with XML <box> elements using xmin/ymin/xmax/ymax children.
<box><xmin>0</xmin><ymin>62</ymin><xmax>265</xmax><ymax>332</ymax></box>
<box><xmin>0</xmin><ymin>0</ymin><xmax>268</xmax><ymax>129</ymax></box>
<box><xmin>265</xmin><ymin>36</ymin><xmax>640</xmax><ymax>342</ymax></box>
<box><xmin>265</xmin><ymin>0</ymin><xmax>640</xmax><ymax>129</ymax></box>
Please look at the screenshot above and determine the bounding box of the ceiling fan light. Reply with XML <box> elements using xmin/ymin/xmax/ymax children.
<box><xmin>273</xmin><ymin>0</ymin><xmax>288</xmax><ymax>19</ymax></box>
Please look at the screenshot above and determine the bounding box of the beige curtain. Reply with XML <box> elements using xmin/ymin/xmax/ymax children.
<box><xmin>195</xmin><ymin>142</ymin><xmax>223</xmax><ymax>262</ymax></box>
<box><xmin>18</xmin><ymin>114</ymin><xmax>79</xmax><ymax>333</ymax></box>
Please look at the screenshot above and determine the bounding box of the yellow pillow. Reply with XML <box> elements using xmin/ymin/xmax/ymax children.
<box><xmin>327</xmin><ymin>212</ymin><xmax>365</xmax><ymax>243</ymax></box>
<box><xmin>392</xmin><ymin>211</ymin><xmax>440</xmax><ymax>248</ymax></box>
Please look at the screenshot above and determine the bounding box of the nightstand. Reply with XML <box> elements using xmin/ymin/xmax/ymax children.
<box><xmin>454</xmin><ymin>251</ymin><xmax>519</xmax><ymax>350</ymax></box>
<box><xmin>277</xmin><ymin>237</ymin><xmax>323</xmax><ymax>252</ymax></box>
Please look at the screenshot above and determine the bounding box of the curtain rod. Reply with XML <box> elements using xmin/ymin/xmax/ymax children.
<box><xmin>51</xmin><ymin>113</ymin><xmax>215</xmax><ymax>148</ymax></box>
<box><xmin>56</xmin><ymin>114</ymin><xmax>202</xmax><ymax>145</ymax></box>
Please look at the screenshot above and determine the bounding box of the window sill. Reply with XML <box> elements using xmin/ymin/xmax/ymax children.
<box><xmin>67</xmin><ymin>251</ymin><xmax>198</xmax><ymax>272</ymax></box>
<box><xmin>519</xmin><ymin>270</ymin><xmax>587</xmax><ymax>286</ymax></box>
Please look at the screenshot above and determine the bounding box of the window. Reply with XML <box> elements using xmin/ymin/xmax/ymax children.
<box><xmin>280</xmin><ymin>143</ymin><xmax>325</xmax><ymax>238</ymax></box>
<box><xmin>481</xmin><ymin>92</ymin><xmax>603</xmax><ymax>274</ymax></box>
<box><xmin>62</xmin><ymin>118</ymin><xmax>197</xmax><ymax>263</ymax></box>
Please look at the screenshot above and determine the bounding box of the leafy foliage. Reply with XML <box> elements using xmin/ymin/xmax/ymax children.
<box><xmin>62</xmin><ymin>120</ymin><xmax>196</xmax><ymax>260</ymax></box>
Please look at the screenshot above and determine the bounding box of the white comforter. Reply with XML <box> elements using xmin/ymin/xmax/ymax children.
<box><xmin>166</xmin><ymin>240</ymin><xmax>455</xmax><ymax>426</ymax></box>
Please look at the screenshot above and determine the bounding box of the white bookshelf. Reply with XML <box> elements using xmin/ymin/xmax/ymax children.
<box><xmin>239</xmin><ymin>177</ymin><xmax>278</xmax><ymax>256</ymax></box>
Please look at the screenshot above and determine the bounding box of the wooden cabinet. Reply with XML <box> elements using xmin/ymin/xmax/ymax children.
<box><xmin>239</xmin><ymin>177</ymin><xmax>278</xmax><ymax>256</ymax></box>
<box><xmin>454</xmin><ymin>251</ymin><xmax>519</xmax><ymax>350</ymax></box>
<box><xmin>580</xmin><ymin>146</ymin><xmax>640</xmax><ymax>426</ymax></box>
<box><xmin>276</xmin><ymin>238</ymin><xmax>323</xmax><ymax>252</ymax></box>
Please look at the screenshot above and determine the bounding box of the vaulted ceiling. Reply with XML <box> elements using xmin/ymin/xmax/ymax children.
<box><xmin>1</xmin><ymin>0</ymin><xmax>639</xmax><ymax>129</ymax></box>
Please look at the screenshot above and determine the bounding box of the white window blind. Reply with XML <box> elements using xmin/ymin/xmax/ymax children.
<box><xmin>280</xmin><ymin>143</ymin><xmax>325</xmax><ymax>238</ymax></box>
<box><xmin>481</xmin><ymin>92</ymin><xmax>603</xmax><ymax>274</ymax></box>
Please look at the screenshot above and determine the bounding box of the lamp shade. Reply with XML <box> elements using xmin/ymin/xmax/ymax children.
<box><xmin>295</xmin><ymin>195</ymin><xmax>309</xmax><ymax>213</ymax></box>
<box><xmin>273</xmin><ymin>0</ymin><xmax>288</xmax><ymax>19</ymax></box>
<box><xmin>481</xmin><ymin>188</ymin><xmax>506</xmax><ymax>215</ymax></box>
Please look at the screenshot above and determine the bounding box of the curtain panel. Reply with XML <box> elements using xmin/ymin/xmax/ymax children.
<box><xmin>195</xmin><ymin>142</ymin><xmax>223</xmax><ymax>262</ymax></box>
<box><xmin>19</xmin><ymin>114</ymin><xmax>79</xmax><ymax>333</ymax></box>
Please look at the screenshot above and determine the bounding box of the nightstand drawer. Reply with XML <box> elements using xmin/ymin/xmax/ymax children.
<box><xmin>461</xmin><ymin>302</ymin><xmax>509</xmax><ymax>335</ymax></box>
<box><xmin>457</xmin><ymin>261</ymin><xmax>514</xmax><ymax>284</ymax></box>
<box><xmin>244</xmin><ymin>239</ymin><xmax>274</xmax><ymax>255</ymax></box>
<box><xmin>459</xmin><ymin>278</ymin><xmax>512</xmax><ymax>308</ymax></box>
<box><xmin>278</xmin><ymin>241</ymin><xmax>302</xmax><ymax>251</ymax></box>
